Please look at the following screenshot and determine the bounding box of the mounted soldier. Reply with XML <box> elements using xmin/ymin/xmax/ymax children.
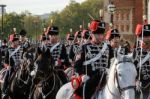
<box><xmin>19</xmin><ymin>29</ymin><xmax>31</xmax><ymax>58</ymax></box>
<box><xmin>68</xmin><ymin>30</ymin><xmax>82</xmax><ymax>64</ymax></box>
<box><xmin>65</xmin><ymin>31</ymin><xmax>74</xmax><ymax>55</ymax></box>
<box><xmin>134</xmin><ymin>24</ymin><xmax>150</xmax><ymax>99</ymax></box>
<box><xmin>2</xmin><ymin>33</ymin><xmax>22</xmax><ymax>99</ymax></box>
<box><xmin>39</xmin><ymin>33</ymin><xmax>51</xmax><ymax>51</ymax></box>
<box><xmin>46</xmin><ymin>26</ymin><xmax>69</xmax><ymax>70</ymax></box>
<box><xmin>105</xmin><ymin>29</ymin><xmax>130</xmax><ymax>57</ymax></box>
<box><xmin>72</xmin><ymin>20</ymin><xmax>113</xmax><ymax>99</ymax></box>
<box><xmin>0</xmin><ymin>39</ymin><xmax>8</xmax><ymax>69</ymax></box>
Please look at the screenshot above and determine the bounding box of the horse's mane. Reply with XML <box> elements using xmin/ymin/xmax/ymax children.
<box><xmin>108</xmin><ymin>58</ymin><xmax>118</xmax><ymax>81</ymax></box>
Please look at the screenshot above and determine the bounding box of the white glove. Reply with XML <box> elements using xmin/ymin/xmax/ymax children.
<box><xmin>136</xmin><ymin>80</ymin><xmax>141</xmax><ymax>92</ymax></box>
<box><xmin>82</xmin><ymin>75</ymin><xmax>90</xmax><ymax>83</ymax></box>
<box><xmin>30</xmin><ymin>70</ymin><xmax>36</xmax><ymax>77</ymax></box>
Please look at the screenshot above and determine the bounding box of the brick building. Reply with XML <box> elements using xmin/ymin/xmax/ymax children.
<box><xmin>103</xmin><ymin>0</ymin><xmax>143</xmax><ymax>42</ymax></box>
<box><xmin>147</xmin><ymin>0</ymin><xmax>150</xmax><ymax>23</ymax></box>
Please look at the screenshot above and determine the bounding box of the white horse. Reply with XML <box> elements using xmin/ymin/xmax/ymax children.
<box><xmin>56</xmin><ymin>53</ymin><xmax>137</xmax><ymax>99</ymax></box>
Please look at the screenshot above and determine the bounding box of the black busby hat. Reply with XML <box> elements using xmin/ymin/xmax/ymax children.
<box><xmin>48</xmin><ymin>26</ymin><xmax>59</xmax><ymax>35</ymax></box>
<box><xmin>82</xmin><ymin>29</ymin><xmax>91</xmax><ymax>39</ymax></box>
<box><xmin>142</xmin><ymin>24</ymin><xmax>150</xmax><ymax>37</ymax></box>
<box><xmin>3</xmin><ymin>39</ymin><xmax>7</xmax><ymax>44</ymax></box>
<box><xmin>135</xmin><ymin>24</ymin><xmax>150</xmax><ymax>37</ymax></box>
<box><xmin>67</xmin><ymin>33</ymin><xmax>74</xmax><ymax>40</ymax></box>
<box><xmin>106</xmin><ymin>29</ymin><xmax>120</xmax><ymax>40</ymax></box>
<box><xmin>19</xmin><ymin>29</ymin><xmax>27</xmax><ymax>37</ymax></box>
<box><xmin>40</xmin><ymin>34</ymin><xmax>50</xmax><ymax>41</ymax></box>
<box><xmin>75</xmin><ymin>31</ymin><xmax>82</xmax><ymax>38</ymax></box>
<box><xmin>89</xmin><ymin>20</ymin><xmax>106</xmax><ymax>34</ymax></box>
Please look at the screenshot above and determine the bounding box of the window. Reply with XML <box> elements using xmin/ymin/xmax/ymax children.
<box><xmin>121</xmin><ymin>25</ymin><xmax>124</xmax><ymax>32</ymax></box>
<box><xmin>126</xmin><ymin>25</ymin><xmax>129</xmax><ymax>32</ymax></box>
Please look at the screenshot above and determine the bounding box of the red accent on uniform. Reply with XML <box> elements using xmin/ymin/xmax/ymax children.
<box><xmin>75</xmin><ymin>31</ymin><xmax>79</xmax><ymax>38</ymax></box>
<box><xmin>82</xmin><ymin>30</ymin><xmax>88</xmax><ymax>38</ymax></box>
<box><xmin>105</xmin><ymin>30</ymin><xmax>112</xmax><ymax>40</ymax></box>
<box><xmin>9</xmin><ymin>34</ymin><xmax>14</xmax><ymax>42</ymax></box>
<box><xmin>66</xmin><ymin>33</ymin><xmax>70</xmax><ymax>40</ymax></box>
<box><xmin>73</xmin><ymin>94</ymin><xmax>82</xmax><ymax>99</ymax></box>
<box><xmin>71</xmin><ymin>75</ymin><xmax>82</xmax><ymax>90</ymax></box>
<box><xmin>57</xmin><ymin>59</ymin><xmax>62</xmax><ymax>66</ymax></box>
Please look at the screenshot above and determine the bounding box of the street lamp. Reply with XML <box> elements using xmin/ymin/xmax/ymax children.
<box><xmin>0</xmin><ymin>4</ymin><xmax>6</xmax><ymax>39</ymax></box>
<box><xmin>107</xmin><ymin>2</ymin><xmax>116</xmax><ymax>28</ymax></box>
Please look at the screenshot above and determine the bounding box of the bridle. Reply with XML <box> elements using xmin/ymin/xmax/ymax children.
<box><xmin>107</xmin><ymin>58</ymin><xmax>136</xmax><ymax>97</ymax></box>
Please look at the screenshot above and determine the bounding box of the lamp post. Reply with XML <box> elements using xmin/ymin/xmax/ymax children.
<box><xmin>0</xmin><ymin>4</ymin><xmax>6</xmax><ymax>39</ymax></box>
<box><xmin>107</xmin><ymin>2</ymin><xmax>116</xmax><ymax>28</ymax></box>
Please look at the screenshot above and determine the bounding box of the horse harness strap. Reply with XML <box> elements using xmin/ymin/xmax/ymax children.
<box><xmin>107</xmin><ymin>60</ymin><xmax>136</xmax><ymax>97</ymax></box>
<box><xmin>116</xmin><ymin>60</ymin><xmax>135</xmax><ymax>93</ymax></box>
<box><xmin>115</xmin><ymin>70</ymin><xmax>136</xmax><ymax>94</ymax></box>
<box><xmin>39</xmin><ymin>73</ymin><xmax>56</xmax><ymax>99</ymax></box>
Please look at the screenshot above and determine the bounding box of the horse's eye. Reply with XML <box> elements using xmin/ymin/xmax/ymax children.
<box><xmin>118</xmin><ymin>73</ymin><xmax>122</xmax><ymax>77</ymax></box>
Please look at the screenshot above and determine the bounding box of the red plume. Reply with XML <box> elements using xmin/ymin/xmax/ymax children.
<box><xmin>135</xmin><ymin>24</ymin><xmax>143</xmax><ymax>37</ymax></box>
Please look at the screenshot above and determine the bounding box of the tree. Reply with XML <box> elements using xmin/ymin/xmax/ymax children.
<box><xmin>2</xmin><ymin>13</ymin><xmax>24</xmax><ymax>39</ymax></box>
<box><xmin>48</xmin><ymin>0</ymin><xmax>104</xmax><ymax>37</ymax></box>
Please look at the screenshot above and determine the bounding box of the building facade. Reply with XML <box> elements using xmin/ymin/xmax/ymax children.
<box><xmin>103</xmin><ymin>0</ymin><xmax>143</xmax><ymax>41</ymax></box>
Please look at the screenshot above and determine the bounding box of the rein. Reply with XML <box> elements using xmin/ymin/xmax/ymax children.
<box><xmin>39</xmin><ymin>72</ymin><xmax>56</xmax><ymax>99</ymax></box>
<box><xmin>107</xmin><ymin>60</ymin><xmax>136</xmax><ymax>97</ymax></box>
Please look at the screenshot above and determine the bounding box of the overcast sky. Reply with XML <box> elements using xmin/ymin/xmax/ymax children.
<box><xmin>0</xmin><ymin>0</ymin><xmax>86</xmax><ymax>15</ymax></box>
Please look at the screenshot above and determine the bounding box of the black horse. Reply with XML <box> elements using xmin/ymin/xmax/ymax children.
<box><xmin>8</xmin><ymin>47</ymin><xmax>35</xmax><ymax>99</ymax></box>
<box><xmin>32</xmin><ymin>47</ymin><xmax>67</xmax><ymax>99</ymax></box>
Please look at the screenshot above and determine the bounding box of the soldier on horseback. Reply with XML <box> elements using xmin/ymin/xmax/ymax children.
<box><xmin>66</xmin><ymin>33</ymin><xmax>73</xmax><ymax>52</ymax></box>
<box><xmin>19</xmin><ymin>29</ymin><xmax>31</xmax><ymax>59</ymax></box>
<box><xmin>69</xmin><ymin>30</ymin><xmax>82</xmax><ymax>63</ymax></box>
<box><xmin>47</xmin><ymin>26</ymin><xmax>69</xmax><ymax>69</ymax></box>
<box><xmin>72</xmin><ymin>20</ymin><xmax>113</xmax><ymax>99</ymax></box>
<box><xmin>39</xmin><ymin>33</ymin><xmax>51</xmax><ymax>51</ymax></box>
<box><xmin>134</xmin><ymin>24</ymin><xmax>150</xmax><ymax>99</ymax></box>
<box><xmin>2</xmin><ymin>33</ymin><xmax>22</xmax><ymax>99</ymax></box>
<box><xmin>0</xmin><ymin>39</ymin><xmax>8</xmax><ymax>69</ymax></box>
<box><xmin>105</xmin><ymin>29</ymin><xmax>130</xmax><ymax>57</ymax></box>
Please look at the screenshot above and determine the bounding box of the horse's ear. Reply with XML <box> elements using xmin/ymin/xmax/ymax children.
<box><xmin>37</xmin><ymin>47</ymin><xmax>42</xmax><ymax>55</ymax></box>
<box><xmin>45</xmin><ymin>48</ymin><xmax>51</xmax><ymax>58</ymax></box>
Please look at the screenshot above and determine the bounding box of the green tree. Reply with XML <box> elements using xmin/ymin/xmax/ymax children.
<box><xmin>48</xmin><ymin>0</ymin><xmax>104</xmax><ymax>37</ymax></box>
<box><xmin>3</xmin><ymin>12</ymin><xmax>24</xmax><ymax>39</ymax></box>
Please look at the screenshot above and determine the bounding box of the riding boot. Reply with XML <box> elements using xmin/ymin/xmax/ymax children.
<box><xmin>2</xmin><ymin>70</ymin><xmax>9</xmax><ymax>99</ymax></box>
<box><xmin>28</xmin><ymin>80</ymin><xmax>35</xmax><ymax>99</ymax></box>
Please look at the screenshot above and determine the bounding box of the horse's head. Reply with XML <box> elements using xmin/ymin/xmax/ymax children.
<box><xmin>109</xmin><ymin>52</ymin><xmax>137</xmax><ymax>99</ymax></box>
<box><xmin>33</xmin><ymin>47</ymin><xmax>52</xmax><ymax>82</ymax></box>
<box><xmin>22</xmin><ymin>47</ymin><xmax>36</xmax><ymax>72</ymax></box>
